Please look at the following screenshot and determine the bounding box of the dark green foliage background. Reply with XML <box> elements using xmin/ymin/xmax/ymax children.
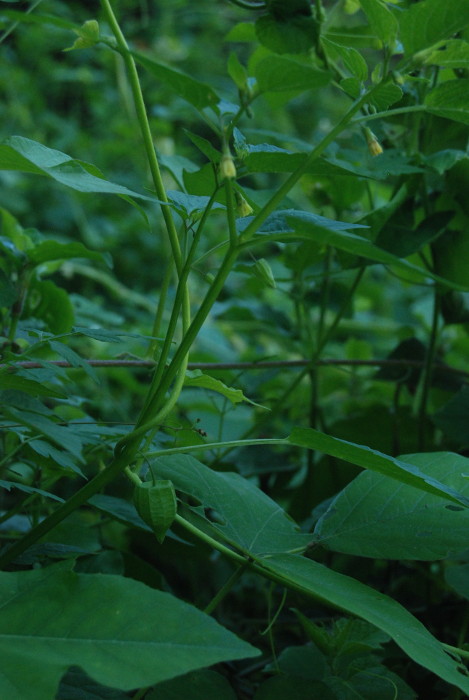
<box><xmin>1</xmin><ymin>1</ymin><xmax>469</xmax><ymax>698</ymax></box>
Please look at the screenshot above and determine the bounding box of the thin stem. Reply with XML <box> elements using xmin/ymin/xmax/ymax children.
<box><xmin>0</xmin><ymin>0</ymin><xmax>43</xmax><ymax>45</ymax></box>
<box><xmin>239</xmin><ymin>87</ymin><xmax>386</xmax><ymax>244</ymax></box>
<box><xmin>417</xmin><ymin>290</ymin><xmax>441</xmax><ymax>450</ymax></box>
<box><xmin>100</xmin><ymin>0</ymin><xmax>182</xmax><ymax>273</ymax></box>
<box><xmin>203</xmin><ymin>561</ymin><xmax>250</xmax><ymax>615</ymax></box>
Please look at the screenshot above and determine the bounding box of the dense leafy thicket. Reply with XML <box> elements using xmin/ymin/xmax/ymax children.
<box><xmin>1</xmin><ymin>1</ymin><xmax>469</xmax><ymax>698</ymax></box>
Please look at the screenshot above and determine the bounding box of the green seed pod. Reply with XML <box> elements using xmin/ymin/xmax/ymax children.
<box><xmin>133</xmin><ymin>479</ymin><xmax>177</xmax><ymax>543</ymax></box>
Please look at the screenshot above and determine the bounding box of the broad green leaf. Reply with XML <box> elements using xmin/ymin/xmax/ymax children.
<box><xmin>183</xmin><ymin>131</ymin><xmax>221</xmax><ymax>163</ymax></box>
<box><xmin>425</xmin><ymin>80</ymin><xmax>469</xmax><ymax>126</ymax></box>
<box><xmin>148</xmin><ymin>670</ymin><xmax>237</xmax><ymax>700</ymax></box>
<box><xmin>254</xmin><ymin>55</ymin><xmax>330</xmax><ymax>93</ymax></box>
<box><xmin>242</xmin><ymin>144</ymin><xmax>419</xmax><ymax>179</ymax></box>
<box><xmin>167</xmin><ymin>191</ymin><xmax>224</xmax><ymax>219</ymax></box>
<box><xmin>260</xmin><ymin>554</ymin><xmax>469</xmax><ymax>695</ymax></box>
<box><xmin>0</xmin><ymin>563</ymin><xmax>259</xmax><ymax>700</ymax></box>
<box><xmin>433</xmin><ymin>387</ymin><xmax>469</xmax><ymax>446</ymax></box>
<box><xmin>184</xmin><ymin>370</ymin><xmax>261</xmax><ymax>407</ymax></box>
<box><xmin>239</xmin><ymin>209</ymin><xmax>468</xmax><ymax>291</ymax></box>
<box><xmin>424</xmin><ymin>39</ymin><xmax>469</xmax><ymax>69</ymax></box>
<box><xmin>314</xmin><ymin>452</ymin><xmax>469</xmax><ymax>560</ymax></box>
<box><xmin>287</xmin><ymin>427</ymin><xmax>469</xmax><ymax>507</ymax></box>
<box><xmin>325</xmin><ymin>26</ymin><xmax>380</xmax><ymax>50</ymax></box>
<box><xmin>227</xmin><ymin>51</ymin><xmax>248</xmax><ymax>90</ymax></box>
<box><xmin>255</xmin><ymin>13</ymin><xmax>319</xmax><ymax>55</ymax></box>
<box><xmin>89</xmin><ymin>494</ymin><xmax>153</xmax><ymax>532</ymax></box>
<box><xmin>368</xmin><ymin>82</ymin><xmax>402</xmax><ymax>111</ymax></box>
<box><xmin>57</xmin><ymin>667</ymin><xmax>129</xmax><ymax>700</ymax></box>
<box><xmin>359</xmin><ymin>0</ymin><xmax>398</xmax><ymax>46</ymax></box>
<box><xmin>0</xmin><ymin>479</ymin><xmax>64</xmax><ymax>503</ymax></box>
<box><xmin>0</xmin><ymin>373</ymin><xmax>65</xmax><ymax>399</ymax></box>
<box><xmin>322</xmin><ymin>39</ymin><xmax>368</xmax><ymax>81</ymax></box>
<box><xmin>0</xmin><ymin>137</ymin><xmax>154</xmax><ymax>200</ymax></box>
<box><xmin>425</xmin><ymin>148</ymin><xmax>467</xmax><ymax>174</ymax></box>
<box><xmin>153</xmin><ymin>454</ymin><xmax>311</xmax><ymax>555</ymax></box>
<box><xmin>375</xmin><ymin>210</ymin><xmax>452</xmax><ymax>258</ymax></box>
<box><xmin>254</xmin><ymin>676</ymin><xmax>332</xmax><ymax>699</ymax></box>
<box><xmin>399</xmin><ymin>0</ymin><xmax>469</xmax><ymax>56</ymax></box>
<box><xmin>133</xmin><ymin>52</ymin><xmax>219</xmax><ymax>110</ymax></box>
<box><xmin>25</xmin><ymin>279</ymin><xmax>74</xmax><ymax>334</ymax></box>
<box><xmin>28</xmin><ymin>241</ymin><xmax>110</xmax><ymax>268</ymax></box>
<box><xmin>445</xmin><ymin>564</ymin><xmax>469</xmax><ymax>601</ymax></box>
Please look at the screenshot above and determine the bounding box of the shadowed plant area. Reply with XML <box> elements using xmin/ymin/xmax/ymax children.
<box><xmin>2</xmin><ymin>0</ymin><xmax>469</xmax><ymax>697</ymax></box>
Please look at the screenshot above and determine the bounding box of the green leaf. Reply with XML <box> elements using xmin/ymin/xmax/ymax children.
<box><xmin>399</xmin><ymin>0</ymin><xmax>469</xmax><ymax>56</ymax></box>
<box><xmin>49</xmin><ymin>341</ymin><xmax>98</xmax><ymax>383</ymax></box>
<box><xmin>148</xmin><ymin>670</ymin><xmax>238</xmax><ymax>700</ymax></box>
<box><xmin>314</xmin><ymin>452</ymin><xmax>469</xmax><ymax>560</ymax></box>
<box><xmin>254</xmin><ymin>55</ymin><xmax>330</xmax><ymax>93</ymax></box>
<box><xmin>0</xmin><ymin>136</ymin><xmax>154</xmax><ymax>200</ymax></box>
<box><xmin>3</xmin><ymin>407</ymin><xmax>84</xmax><ymax>461</ymax></box>
<box><xmin>153</xmin><ymin>454</ymin><xmax>311</xmax><ymax>555</ymax></box>
<box><xmin>27</xmin><ymin>439</ymin><xmax>85</xmax><ymax>477</ymax></box>
<box><xmin>359</xmin><ymin>0</ymin><xmax>398</xmax><ymax>46</ymax></box>
<box><xmin>368</xmin><ymin>82</ymin><xmax>402</xmax><ymax>111</ymax></box>
<box><xmin>28</xmin><ymin>241</ymin><xmax>110</xmax><ymax>267</ymax></box>
<box><xmin>240</xmin><ymin>209</ymin><xmax>467</xmax><ymax>291</ymax></box>
<box><xmin>0</xmin><ymin>563</ymin><xmax>259</xmax><ymax>700</ymax></box>
<box><xmin>25</xmin><ymin>279</ymin><xmax>74</xmax><ymax>334</ymax></box>
<box><xmin>255</xmin><ymin>13</ymin><xmax>319</xmax><ymax>55</ymax></box>
<box><xmin>227</xmin><ymin>51</ymin><xmax>248</xmax><ymax>90</ymax></box>
<box><xmin>322</xmin><ymin>39</ymin><xmax>368</xmax><ymax>81</ymax></box>
<box><xmin>287</xmin><ymin>427</ymin><xmax>469</xmax><ymax>507</ymax></box>
<box><xmin>0</xmin><ymin>373</ymin><xmax>65</xmax><ymax>399</ymax></box>
<box><xmin>167</xmin><ymin>191</ymin><xmax>224</xmax><ymax>219</ymax></box>
<box><xmin>445</xmin><ymin>563</ymin><xmax>469</xmax><ymax>602</ymax></box>
<box><xmin>433</xmin><ymin>386</ymin><xmax>469</xmax><ymax>445</ymax></box>
<box><xmin>424</xmin><ymin>39</ymin><xmax>469</xmax><ymax>69</ymax></box>
<box><xmin>89</xmin><ymin>494</ymin><xmax>153</xmax><ymax>532</ymax></box>
<box><xmin>184</xmin><ymin>370</ymin><xmax>261</xmax><ymax>407</ymax></box>
<box><xmin>0</xmin><ymin>479</ymin><xmax>64</xmax><ymax>503</ymax></box>
<box><xmin>425</xmin><ymin>80</ymin><xmax>469</xmax><ymax>125</ymax></box>
<box><xmin>133</xmin><ymin>52</ymin><xmax>219</xmax><ymax>111</ymax></box>
<box><xmin>260</xmin><ymin>554</ymin><xmax>469</xmax><ymax>695</ymax></box>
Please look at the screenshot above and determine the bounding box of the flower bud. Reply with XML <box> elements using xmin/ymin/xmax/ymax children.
<box><xmin>235</xmin><ymin>192</ymin><xmax>253</xmax><ymax>217</ymax></box>
<box><xmin>364</xmin><ymin>127</ymin><xmax>383</xmax><ymax>157</ymax></box>
<box><xmin>220</xmin><ymin>150</ymin><xmax>237</xmax><ymax>179</ymax></box>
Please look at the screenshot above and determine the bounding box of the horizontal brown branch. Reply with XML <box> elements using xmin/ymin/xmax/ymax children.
<box><xmin>1</xmin><ymin>357</ymin><xmax>468</xmax><ymax>378</ymax></box>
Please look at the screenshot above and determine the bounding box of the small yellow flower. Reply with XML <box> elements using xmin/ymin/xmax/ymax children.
<box><xmin>364</xmin><ymin>127</ymin><xmax>383</xmax><ymax>157</ymax></box>
<box><xmin>220</xmin><ymin>151</ymin><xmax>237</xmax><ymax>179</ymax></box>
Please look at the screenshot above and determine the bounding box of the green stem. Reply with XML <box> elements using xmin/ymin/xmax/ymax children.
<box><xmin>203</xmin><ymin>561</ymin><xmax>250</xmax><ymax>615</ymax></box>
<box><xmin>174</xmin><ymin>514</ymin><xmax>247</xmax><ymax>565</ymax></box>
<box><xmin>417</xmin><ymin>290</ymin><xmax>441</xmax><ymax>450</ymax></box>
<box><xmin>239</xmin><ymin>87</ymin><xmax>385</xmax><ymax>244</ymax></box>
<box><xmin>101</xmin><ymin>0</ymin><xmax>191</xmax><ymax>434</ymax></box>
<box><xmin>147</xmin><ymin>437</ymin><xmax>288</xmax><ymax>459</ymax></box>
<box><xmin>100</xmin><ymin>0</ymin><xmax>182</xmax><ymax>273</ymax></box>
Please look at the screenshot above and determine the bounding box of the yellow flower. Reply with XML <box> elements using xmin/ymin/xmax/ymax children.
<box><xmin>220</xmin><ymin>152</ymin><xmax>237</xmax><ymax>179</ymax></box>
<box><xmin>364</xmin><ymin>127</ymin><xmax>383</xmax><ymax>157</ymax></box>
